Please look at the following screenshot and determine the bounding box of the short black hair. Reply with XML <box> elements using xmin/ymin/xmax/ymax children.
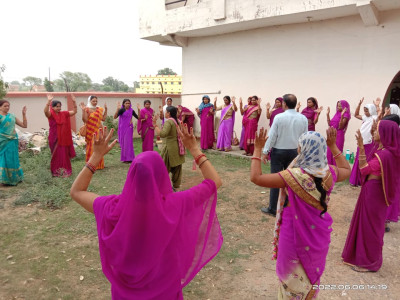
<box><xmin>51</xmin><ymin>100</ymin><xmax>62</xmax><ymax>107</ymax></box>
<box><xmin>144</xmin><ymin>100</ymin><xmax>151</xmax><ymax>105</ymax></box>
<box><xmin>283</xmin><ymin>94</ymin><xmax>297</xmax><ymax>109</ymax></box>
<box><xmin>382</xmin><ymin>114</ymin><xmax>400</xmax><ymax>125</ymax></box>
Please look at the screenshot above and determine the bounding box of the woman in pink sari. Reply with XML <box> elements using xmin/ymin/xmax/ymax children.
<box><xmin>326</xmin><ymin>100</ymin><xmax>351</xmax><ymax>165</ymax></box>
<box><xmin>266</xmin><ymin>97</ymin><xmax>284</xmax><ymax>128</ymax></box>
<box><xmin>70</xmin><ymin>125</ymin><xmax>223</xmax><ymax>299</ymax></box>
<box><xmin>177</xmin><ymin>105</ymin><xmax>195</xmax><ymax>132</ymax></box>
<box><xmin>250</xmin><ymin>127</ymin><xmax>351</xmax><ymax>299</ymax></box>
<box><xmin>137</xmin><ymin>99</ymin><xmax>154</xmax><ymax>152</ymax></box>
<box><xmin>297</xmin><ymin>97</ymin><xmax>323</xmax><ymax>131</ymax></box>
<box><xmin>242</xmin><ymin>96</ymin><xmax>261</xmax><ymax>156</ymax></box>
<box><xmin>44</xmin><ymin>94</ymin><xmax>77</xmax><ymax>177</ymax></box>
<box><xmin>239</xmin><ymin>97</ymin><xmax>251</xmax><ymax>150</ymax></box>
<box><xmin>342</xmin><ymin>120</ymin><xmax>400</xmax><ymax>272</ymax></box>
<box><xmin>195</xmin><ymin>95</ymin><xmax>214</xmax><ymax>150</ymax></box>
<box><xmin>215</xmin><ymin>96</ymin><xmax>237</xmax><ymax>152</ymax></box>
<box><xmin>349</xmin><ymin>98</ymin><xmax>377</xmax><ymax>186</ymax></box>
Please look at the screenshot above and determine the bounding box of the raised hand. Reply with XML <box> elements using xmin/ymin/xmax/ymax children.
<box><xmin>374</xmin><ymin>97</ymin><xmax>381</xmax><ymax>108</ymax></box>
<box><xmin>355</xmin><ymin>129</ymin><xmax>364</xmax><ymax>149</ymax></box>
<box><xmin>326</xmin><ymin>127</ymin><xmax>337</xmax><ymax>148</ymax></box>
<box><xmin>214</xmin><ymin>97</ymin><xmax>217</xmax><ymax>106</ymax></box>
<box><xmin>177</xmin><ymin>122</ymin><xmax>197</xmax><ymax>153</ymax></box>
<box><xmin>152</xmin><ymin>114</ymin><xmax>159</xmax><ymax>125</ymax></box>
<box><xmin>232</xmin><ymin>96</ymin><xmax>236</xmax><ymax>104</ymax></box>
<box><xmin>22</xmin><ymin>106</ymin><xmax>27</xmax><ymax>115</ymax></box>
<box><xmin>316</xmin><ymin>106</ymin><xmax>323</xmax><ymax>113</ymax></box>
<box><xmin>296</xmin><ymin>102</ymin><xmax>301</xmax><ymax>110</ymax></box>
<box><xmin>104</xmin><ymin>103</ymin><xmax>107</xmax><ymax>110</ymax></box>
<box><xmin>266</xmin><ymin>102</ymin><xmax>271</xmax><ymax>110</ymax></box>
<box><xmin>137</xmin><ymin>103</ymin><xmax>140</xmax><ymax>110</ymax></box>
<box><xmin>117</xmin><ymin>101</ymin><xmax>121</xmax><ymax>108</ymax></box>
<box><xmin>257</xmin><ymin>98</ymin><xmax>261</xmax><ymax>106</ymax></box>
<box><xmin>327</xmin><ymin>107</ymin><xmax>330</xmax><ymax>115</ymax></box>
<box><xmin>358</xmin><ymin>97</ymin><xmax>364</xmax><ymax>106</ymax></box>
<box><xmin>46</xmin><ymin>94</ymin><xmax>53</xmax><ymax>104</ymax></box>
<box><xmin>254</xmin><ymin>127</ymin><xmax>268</xmax><ymax>150</ymax></box>
<box><xmin>195</xmin><ymin>107</ymin><xmax>200</xmax><ymax>113</ymax></box>
<box><xmin>80</xmin><ymin>102</ymin><xmax>86</xmax><ymax>110</ymax></box>
<box><xmin>239</xmin><ymin>97</ymin><xmax>243</xmax><ymax>105</ymax></box>
<box><xmin>71</xmin><ymin>94</ymin><xmax>76</xmax><ymax>103</ymax></box>
<box><xmin>92</xmin><ymin>126</ymin><xmax>117</xmax><ymax>159</ymax></box>
<box><xmin>341</xmin><ymin>107</ymin><xmax>347</xmax><ymax>116</ymax></box>
<box><xmin>159</xmin><ymin>105</ymin><xmax>162</xmax><ymax>110</ymax></box>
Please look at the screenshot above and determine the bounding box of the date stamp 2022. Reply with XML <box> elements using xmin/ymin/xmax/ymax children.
<box><xmin>312</xmin><ymin>284</ymin><xmax>388</xmax><ymax>290</ymax></box>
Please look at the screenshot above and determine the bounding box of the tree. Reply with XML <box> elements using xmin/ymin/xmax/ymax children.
<box><xmin>157</xmin><ymin>68</ymin><xmax>177</xmax><ymax>75</ymax></box>
<box><xmin>91</xmin><ymin>83</ymin><xmax>103</xmax><ymax>91</ymax></box>
<box><xmin>0</xmin><ymin>65</ymin><xmax>8</xmax><ymax>99</ymax></box>
<box><xmin>101</xmin><ymin>76</ymin><xmax>129</xmax><ymax>92</ymax></box>
<box><xmin>44</xmin><ymin>77</ymin><xmax>54</xmax><ymax>92</ymax></box>
<box><xmin>60</xmin><ymin>71</ymin><xmax>92</xmax><ymax>92</ymax></box>
<box><xmin>10</xmin><ymin>80</ymin><xmax>20</xmax><ymax>85</ymax></box>
<box><xmin>53</xmin><ymin>79</ymin><xmax>66</xmax><ymax>92</ymax></box>
<box><xmin>23</xmin><ymin>76</ymin><xmax>42</xmax><ymax>91</ymax></box>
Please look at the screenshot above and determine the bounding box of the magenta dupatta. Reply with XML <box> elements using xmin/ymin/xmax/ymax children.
<box><xmin>301</xmin><ymin>106</ymin><xmax>318</xmax><ymax>131</ymax></box>
<box><xmin>137</xmin><ymin>107</ymin><xmax>154</xmax><ymax>151</ymax></box>
<box><xmin>93</xmin><ymin>152</ymin><xmax>223</xmax><ymax>299</ymax></box>
<box><xmin>118</xmin><ymin>104</ymin><xmax>135</xmax><ymax>162</ymax></box>
<box><xmin>275</xmin><ymin>166</ymin><xmax>337</xmax><ymax>287</ymax></box>
<box><xmin>269</xmin><ymin>108</ymin><xmax>284</xmax><ymax>127</ymax></box>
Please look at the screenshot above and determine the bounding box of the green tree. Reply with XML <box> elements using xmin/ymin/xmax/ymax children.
<box><xmin>60</xmin><ymin>71</ymin><xmax>92</xmax><ymax>92</ymax></box>
<box><xmin>102</xmin><ymin>76</ymin><xmax>129</xmax><ymax>92</ymax></box>
<box><xmin>53</xmin><ymin>79</ymin><xmax>66</xmax><ymax>92</ymax></box>
<box><xmin>91</xmin><ymin>83</ymin><xmax>103</xmax><ymax>91</ymax></box>
<box><xmin>23</xmin><ymin>76</ymin><xmax>42</xmax><ymax>91</ymax></box>
<box><xmin>44</xmin><ymin>77</ymin><xmax>54</xmax><ymax>92</ymax></box>
<box><xmin>10</xmin><ymin>80</ymin><xmax>20</xmax><ymax>85</ymax></box>
<box><xmin>0</xmin><ymin>65</ymin><xmax>8</xmax><ymax>99</ymax></box>
<box><xmin>157</xmin><ymin>67</ymin><xmax>177</xmax><ymax>75</ymax></box>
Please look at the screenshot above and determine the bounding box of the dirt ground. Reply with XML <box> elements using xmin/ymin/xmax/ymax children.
<box><xmin>1</xmin><ymin>154</ymin><xmax>399</xmax><ymax>300</ymax></box>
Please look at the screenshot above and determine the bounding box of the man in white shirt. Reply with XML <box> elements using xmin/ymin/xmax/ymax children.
<box><xmin>261</xmin><ymin>94</ymin><xmax>308</xmax><ymax>216</ymax></box>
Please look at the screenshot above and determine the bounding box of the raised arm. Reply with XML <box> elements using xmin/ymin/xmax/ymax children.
<box><xmin>177</xmin><ymin>123</ymin><xmax>222</xmax><ymax>189</ymax></box>
<box><xmin>69</xmin><ymin>95</ymin><xmax>77</xmax><ymax>116</ymax></box>
<box><xmin>102</xmin><ymin>103</ymin><xmax>107</xmax><ymax>121</ymax></box>
<box><xmin>44</xmin><ymin>94</ymin><xmax>53</xmax><ymax>118</ymax></box>
<box><xmin>113</xmin><ymin>101</ymin><xmax>121</xmax><ymax>119</ymax></box>
<box><xmin>354</xmin><ymin>97</ymin><xmax>363</xmax><ymax>120</ymax></box>
<box><xmin>314</xmin><ymin>106</ymin><xmax>323</xmax><ymax>125</ymax></box>
<box><xmin>266</xmin><ymin>102</ymin><xmax>272</xmax><ymax>119</ymax></box>
<box><xmin>338</xmin><ymin>107</ymin><xmax>349</xmax><ymax>130</ymax></box>
<box><xmin>296</xmin><ymin>102</ymin><xmax>301</xmax><ymax>112</ymax></box>
<box><xmin>70</xmin><ymin>127</ymin><xmax>118</xmax><ymax>213</ymax></box>
<box><xmin>326</xmin><ymin>107</ymin><xmax>331</xmax><ymax>126</ymax></box>
<box><xmin>80</xmin><ymin>102</ymin><xmax>88</xmax><ymax>123</ymax></box>
<box><xmin>239</xmin><ymin>97</ymin><xmax>245</xmax><ymax>115</ymax></box>
<box><xmin>326</xmin><ymin>127</ymin><xmax>351</xmax><ymax>182</ymax></box>
<box><xmin>232</xmin><ymin>97</ymin><xmax>238</xmax><ymax>111</ymax></box>
<box><xmin>15</xmin><ymin>106</ymin><xmax>28</xmax><ymax>128</ymax></box>
<box><xmin>250</xmin><ymin>127</ymin><xmax>285</xmax><ymax>188</ymax></box>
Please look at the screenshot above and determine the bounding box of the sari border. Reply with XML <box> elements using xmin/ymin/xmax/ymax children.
<box><xmin>374</xmin><ymin>152</ymin><xmax>389</xmax><ymax>207</ymax></box>
<box><xmin>280</xmin><ymin>169</ymin><xmax>324</xmax><ymax>211</ymax></box>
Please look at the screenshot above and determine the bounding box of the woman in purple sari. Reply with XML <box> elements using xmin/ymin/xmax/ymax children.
<box><xmin>242</xmin><ymin>96</ymin><xmax>261</xmax><ymax>156</ymax></box>
<box><xmin>349</xmin><ymin>98</ymin><xmax>377</xmax><ymax>186</ymax></box>
<box><xmin>342</xmin><ymin>120</ymin><xmax>400</xmax><ymax>272</ymax></box>
<box><xmin>266</xmin><ymin>97</ymin><xmax>284</xmax><ymax>128</ymax></box>
<box><xmin>195</xmin><ymin>95</ymin><xmax>214</xmax><ymax>150</ymax></box>
<box><xmin>70</xmin><ymin>125</ymin><xmax>223</xmax><ymax>299</ymax></box>
<box><xmin>250</xmin><ymin>127</ymin><xmax>351</xmax><ymax>299</ymax></box>
<box><xmin>326</xmin><ymin>100</ymin><xmax>351</xmax><ymax>165</ymax></box>
<box><xmin>239</xmin><ymin>97</ymin><xmax>251</xmax><ymax>150</ymax></box>
<box><xmin>297</xmin><ymin>97</ymin><xmax>323</xmax><ymax>131</ymax></box>
<box><xmin>177</xmin><ymin>105</ymin><xmax>194</xmax><ymax>132</ymax></box>
<box><xmin>215</xmin><ymin>96</ymin><xmax>237</xmax><ymax>152</ymax></box>
<box><xmin>114</xmin><ymin>99</ymin><xmax>138</xmax><ymax>162</ymax></box>
<box><xmin>137</xmin><ymin>100</ymin><xmax>154</xmax><ymax>152</ymax></box>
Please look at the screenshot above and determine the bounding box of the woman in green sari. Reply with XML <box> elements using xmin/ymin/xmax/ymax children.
<box><xmin>0</xmin><ymin>100</ymin><xmax>27</xmax><ymax>185</ymax></box>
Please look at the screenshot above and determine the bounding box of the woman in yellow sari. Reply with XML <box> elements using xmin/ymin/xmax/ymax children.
<box><xmin>80</xmin><ymin>96</ymin><xmax>107</xmax><ymax>169</ymax></box>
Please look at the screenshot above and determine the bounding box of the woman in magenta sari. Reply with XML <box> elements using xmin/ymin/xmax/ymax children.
<box><xmin>137</xmin><ymin>100</ymin><xmax>154</xmax><ymax>152</ymax></box>
<box><xmin>349</xmin><ymin>98</ymin><xmax>378</xmax><ymax>186</ymax></box>
<box><xmin>44</xmin><ymin>94</ymin><xmax>77</xmax><ymax>177</ymax></box>
<box><xmin>215</xmin><ymin>96</ymin><xmax>237</xmax><ymax>152</ymax></box>
<box><xmin>70</xmin><ymin>125</ymin><xmax>223</xmax><ymax>299</ymax></box>
<box><xmin>326</xmin><ymin>100</ymin><xmax>351</xmax><ymax>165</ymax></box>
<box><xmin>239</xmin><ymin>97</ymin><xmax>251</xmax><ymax>150</ymax></box>
<box><xmin>195</xmin><ymin>95</ymin><xmax>214</xmax><ymax>150</ymax></box>
<box><xmin>266</xmin><ymin>97</ymin><xmax>284</xmax><ymax>128</ymax></box>
<box><xmin>342</xmin><ymin>120</ymin><xmax>400</xmax><ymax>272</ymax></box>
<box><xmin>296</xmin><ymin>97</ymin><xmax>323</xmax><ymax>131</ymax></box>
<box><xmin>242</xmin><ymin>96</ymin><xmax>261</xmax><ymax>156</ymax></box>
<box><xmin>114</xmin><ymin>99</ymin><xmax>138</xmax><ymax>162</ymax></box>
<box><xmin>251</xmin><ymin>127</ymin><xmax>351</xmax><ymax>299</ymax></box>
<box><xmin>177</xmin><ymin>105</ymin><xmax>194</xmax><ymax>132</ymax></box>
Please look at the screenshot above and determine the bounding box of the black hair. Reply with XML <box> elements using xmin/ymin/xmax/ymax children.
<box><xmin>283</xmin><ymin>94</ymin><xmax>297</xmax><ymax>109</ymax></box>
<box><xmin>314</xmin><ymin>177</ymin><xmax>328</xmax><ymax>216</ymax></box>
<box><xmin>307</xmin><ymin>97</ymin><xmax>317</xmax><ymax>107</ymax></box>
<box><xmin>251</xmin><ymin>95</ymin><xmax>258</xmax><ymax>101</ymax></box>
<box><xmin>166</xmin><ymin>106</ymin><xmax>178</xmax><ymax>123</ymax></box>
<box><xmin>166</xmin><ymin>97</ymin><xmax>173</xmax><ymax>102</ymax></box>
<box><xmin>122</xmin><ymin>99</ymin><xmax>131</xmax><ymax>106</ymax></box>
<box><xmin>51</xmin><ymin>100</ymin><xmax>61</xmax><ymax>107</ymax></box>
<box><xmin>144</xmin><ymin>100</ymin><xmax>151</xmax><ymax>105</ymax></box>
<box><xmin>89</xmin><ymin>95</ymin><xmax>97</xmax><ymax>101</ymax></box>
<box><xmin>382</xmin><ymin>114</ymin><xmax>400</xmax><ymax>125</ymax></box>
<box><xmin>0</xmin><ymin>100</ymin><xmax>10</xmax><ymax>107</ymax></box>
<box><xmin>223</xmin><ymin>95</ymin><xmax>231</xmax><ymax>104</ymax></box>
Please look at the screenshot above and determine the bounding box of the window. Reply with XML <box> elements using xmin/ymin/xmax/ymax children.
<box><xmin>171</xmin><ymin>82</ymin><xmax>174</xmax><ymax>85</ymax></box>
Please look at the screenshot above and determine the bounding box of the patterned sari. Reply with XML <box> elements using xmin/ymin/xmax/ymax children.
<box><xmin>85</xmin><ymin>107</ymin><xmax>104</xmax><ymax>169</ymax></box>
<box><xmin>0</xmin><ymin>113</ymin><xmax>23</xmax><ymax>185</ymax></box>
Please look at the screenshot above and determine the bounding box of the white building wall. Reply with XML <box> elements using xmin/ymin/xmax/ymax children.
<box><xmin>181</xmin><ymin>9</ymin><xmax>400</xmax><ymax>152</ymax></box>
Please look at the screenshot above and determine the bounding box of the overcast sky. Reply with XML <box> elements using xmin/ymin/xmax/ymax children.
<box><xmin>1</xmin><ymin>0</ymin><xmax>182</xmax><ymax>85</ymax></box>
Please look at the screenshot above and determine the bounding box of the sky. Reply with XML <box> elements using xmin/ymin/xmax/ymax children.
<box><xmin>0</xmin><ymin>0</ymin><xmax>182</xmax><ymax>85</ymax></box>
